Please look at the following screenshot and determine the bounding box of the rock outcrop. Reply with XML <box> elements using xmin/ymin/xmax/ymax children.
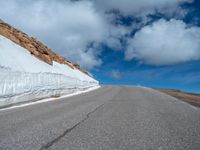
<box><xmin>0</xmin><ymin>19</ymin><xmax>90</xmax><ymax>76</ymax></box>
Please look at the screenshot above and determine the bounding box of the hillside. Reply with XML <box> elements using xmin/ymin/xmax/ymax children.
<box><xmin>0</xmin><ymin>19</ymin><xmax>89</xmax><ymax>75</ymax></box>
<box><xmin>158</xmin><ymin>89</ymin><xmax>200</xmax><ymax>107</ymax></box>
<box><xmin>0</xmin><ymin>19</ymin><xmax>99</xmax><ymax>107</ymax></box>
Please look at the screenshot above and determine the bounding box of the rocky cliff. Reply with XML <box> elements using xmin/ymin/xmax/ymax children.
<box><xmin>0</xmin><ymin>19</ymin><xmax>90</xmax><ymax>76</ymax></box>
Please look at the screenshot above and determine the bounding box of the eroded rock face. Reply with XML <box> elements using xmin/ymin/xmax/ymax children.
<box><xmin>0</xmin><ymin>19</ymin><xmax>90</xmax><ymax>76</ymax></box>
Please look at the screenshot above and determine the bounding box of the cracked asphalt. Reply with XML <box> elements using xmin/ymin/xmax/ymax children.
<box><xmin>0</xmin><ymin>86</ymin><xmax>200</xmax><ymax>150</ymax></box>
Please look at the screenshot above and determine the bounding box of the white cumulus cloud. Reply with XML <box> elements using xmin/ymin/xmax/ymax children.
<box><xmin>0</xmin><ymin>0</ymin><xmax>108</xmax><ymax>69</ymax></box>
<box><xmin>0</xmin><ymin>0</ymin><xmax>195</xmax><ymax>69</ymax></box>
<box><xmin>93</xmin><ymin>0</ymin><xmax>192</xmax><ymax>17</ymax></box>
<box><xmin>126</xmin><ymin>19</ymin><xmax>200</xmax><ymax>65</ymax></box>
<box><xmin>109</xmin><ymin>70</ymin><xmax>123</xmax><ymax>79</ymax></box>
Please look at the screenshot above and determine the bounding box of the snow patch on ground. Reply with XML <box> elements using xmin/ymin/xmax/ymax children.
<box><xmin>0</xmin><ymin>35</ymin><xmax>99</xmax><ymax>107</ymax></box>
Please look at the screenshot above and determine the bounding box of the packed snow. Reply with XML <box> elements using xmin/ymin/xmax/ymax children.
<box><xmin>0</xmin><ymin>35</ymin><xmax>99</xmax><ymax>107</ymax></box>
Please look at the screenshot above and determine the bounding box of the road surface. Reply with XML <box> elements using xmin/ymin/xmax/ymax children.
<box><xmin>0</xmin><ymin>86</ymin><xmax>200</xmax><ymax>150</ymax></box>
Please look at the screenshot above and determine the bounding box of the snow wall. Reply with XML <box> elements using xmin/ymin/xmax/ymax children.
<box><xmin>0</xmin><ymin>35</ymin><xmax>99</xmax><ymax>107</ymax></box>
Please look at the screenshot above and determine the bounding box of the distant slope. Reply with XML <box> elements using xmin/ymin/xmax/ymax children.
<box><xmin>157</xmin><ymin>89</ymin><xmax>200</xmax><ymax>107</ymax></box>
<box><xmin>0</xmin><ymin>19</ymin><xmax>99</xmax><ymax>107</ymax></box>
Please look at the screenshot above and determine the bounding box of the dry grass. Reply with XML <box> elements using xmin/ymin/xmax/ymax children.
<box><xmin>157</xmin><ymin>89</ymin><xmax>200</xmax><ymax>107</ymax></box>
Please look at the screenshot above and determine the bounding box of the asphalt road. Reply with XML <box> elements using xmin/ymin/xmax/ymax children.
<box><xmin>0</xmin><ymin>86</ymin><xmax>200</xmax><ymax>150</ymax></box>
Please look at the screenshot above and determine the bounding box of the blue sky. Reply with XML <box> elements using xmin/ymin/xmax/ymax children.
<box><xmin>91</xmin><ymin>0</ymin><xmax>200</xmax><ymax>93</ymax></box>
<box><xmin>0</xmin><ymin>0</ymin><xmax>200</xmax><ymax>93</ymax></box>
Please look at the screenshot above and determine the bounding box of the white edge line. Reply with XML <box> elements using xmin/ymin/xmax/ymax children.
<box><xmin>0</xmin><ymin>86</ymin><xmax>101</xmax><ymax>112</ymax></box>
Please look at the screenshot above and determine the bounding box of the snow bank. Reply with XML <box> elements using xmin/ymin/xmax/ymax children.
<box><xmin>0</xmin><ymin>35</ymin><xmax>99</xmax><ymax>107</ymax></box>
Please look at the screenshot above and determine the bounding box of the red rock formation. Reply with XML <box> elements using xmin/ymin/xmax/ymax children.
<box><xmin>0</xmin><ymin>19</ymin><xmax>90</xmax><ymax>76</ymax></box>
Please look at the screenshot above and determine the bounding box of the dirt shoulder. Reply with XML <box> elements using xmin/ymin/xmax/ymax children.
<box><xmin>157</xmin><ymin>89</ymin><xmax>200</xmax><ymax>108</ymax></box>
